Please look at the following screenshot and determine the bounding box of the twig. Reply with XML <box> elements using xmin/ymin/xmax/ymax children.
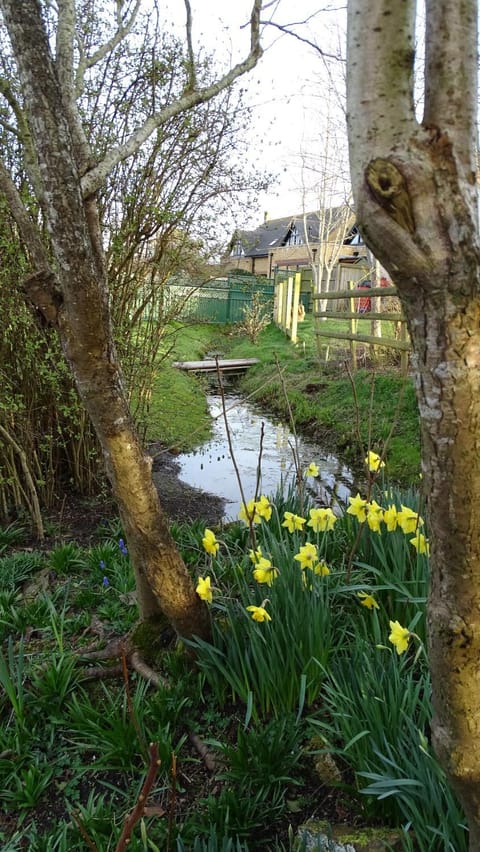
<box><xmin>254</xmin><ymin>421</ymin><xmax>265</xmax><ymax>503</ymax></box>
<box><xmin>215</xmin><ymin>357</ymin><xmax>257</xmax><ymax>550</ymax></box>
<box><xmin>114</xmin><ymin>743</ymin><xmax>161</xmax><ymax>852</ymax></box>
<box><xmin>274</xmin><ymin>354</ymin><xmax>304</xmax><ymax>511</ymax></box>
<box><xmin>167</xmin><ymin>752</ymin><xmax>177</xmax><ymax>851</ymax></box>
<box><xmin>120</xmin><ymin>646</ymin><xmax>148</xmax><ymax>756</ymax></box>
<box><xmin>345</xmin><ymin>359</ymin><xmax>365</xmax><ymax>466</ymax></box>
<box><xmin>71</xmin><ymin>810</ymin><xmax>98</xmax><ymax>851</ymax></box>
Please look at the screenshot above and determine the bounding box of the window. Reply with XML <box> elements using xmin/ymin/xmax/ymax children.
<box><xmin>231</xmin><ymin>239</ymin><xmax>244</xmax><ymax>257</ymax></box>
<box><xmin>287</xmin><ymin>224</ymin><xmax>303</xmax><ymax>246</ymax></box>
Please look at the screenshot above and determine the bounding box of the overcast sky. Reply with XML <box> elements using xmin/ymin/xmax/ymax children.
<box><xmin>162</xmin><ymin>1</ymin><xmax>348</xmax><ymax>227</ymax></box>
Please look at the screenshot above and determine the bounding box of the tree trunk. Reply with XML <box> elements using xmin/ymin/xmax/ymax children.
<box><xmin>1</xmin><ymin>0</ymin><xmax>211</xmax><ymax>641</ymax></box>
<box><xmin>347</xmin><ymin>0</ymin><xmax>480</xmax><ymax>843</ymax></box>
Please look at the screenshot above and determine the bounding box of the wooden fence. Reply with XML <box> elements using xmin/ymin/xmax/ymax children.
<box><xmin>274</xmin><ymin>272</ymin><xmax>303</xmax><ymax>343</ymax></box>
<box><xmin>313</xmin><ymin>282</ymin><xmax>410</xmax><ymax>374</ymax></box>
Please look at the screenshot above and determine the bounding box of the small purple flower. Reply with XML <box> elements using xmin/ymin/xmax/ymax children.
<box><xmin>118</xmin><ymin>538</ymin><xmax>128</xmax><ymax>556</ymax></box>
<box><xmin>99</xmin><ymin>560</ymin><xmax>106</xmax><ymax>570</ymax></box>
<box><xmin>102</xmin><ymin>576</ymin><xmax>109</xmax><ymax>587</ymax></box>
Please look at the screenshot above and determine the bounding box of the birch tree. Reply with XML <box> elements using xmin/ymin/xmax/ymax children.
<box><xmin>0</xmin><ymin>0</ymin><xmax>263</xmax><ymax>644</ymax></box>
<box><xmin>347</xmin><ymin>1</ymin><xmax>480</xmax><ymax>843</ymax></box>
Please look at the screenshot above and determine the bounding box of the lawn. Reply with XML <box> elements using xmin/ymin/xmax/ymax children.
<box><xmin>0</xmin><ymin>472</ymin><xmax>467</xmax><ymax>850</ymax></box>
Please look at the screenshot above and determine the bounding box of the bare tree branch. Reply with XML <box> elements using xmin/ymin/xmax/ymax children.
<box><xmin>260</xmin><ymin>18</ymin><xmax>344</xmax><ymax>62</ymax></box>
<box><xmin>184</xmin><ymin>0</ymin><xmax>197</xmax><ymax>91</ymax></box>
<box><xmin>75</xmin><ymin>0</ymin><xmax>141</xmax><ymax>96</ymax></box>
<box><xmin>80</xmin><ymin>0</ymin><xmax>263</xmax><ymax>197</ymax></box>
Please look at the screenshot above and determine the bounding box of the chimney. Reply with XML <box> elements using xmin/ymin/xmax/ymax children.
<box><xmin>264</xmin><ymin>211</ymin><xmax>269</xmax><ymax>223</ymax></box>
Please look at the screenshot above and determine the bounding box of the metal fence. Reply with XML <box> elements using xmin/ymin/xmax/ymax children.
<box><xmin>164</xmin><ymin>276</ymin><xmax>275</xmax><ymax>324</ymax></box>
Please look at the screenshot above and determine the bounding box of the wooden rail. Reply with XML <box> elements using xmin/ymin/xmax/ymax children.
<box><xmin>313</xmin><ymin>282</ymin><xmax>410</xmax><ymax>374</ymax></box>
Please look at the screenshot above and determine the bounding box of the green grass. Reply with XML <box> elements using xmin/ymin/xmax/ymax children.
<box><xmin>141</xmin><ymin>317</ymin><xmax>420</xmax><ymax>483</ymax></box>
<box><xmin>228</xmin><ymin>320</ymin><xmax>420</xmax><ymax>483</ymax></box>
<box><xmin>0</xmin><ymin>480</ymin><xmax>467</xmax><ymax>851</ymax></box>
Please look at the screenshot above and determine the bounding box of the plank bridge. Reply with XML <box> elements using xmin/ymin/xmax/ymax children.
<box><xmin>172</xmin><ymin>358</ymin><xmax>259</xmax><ymax>375</ymax></box>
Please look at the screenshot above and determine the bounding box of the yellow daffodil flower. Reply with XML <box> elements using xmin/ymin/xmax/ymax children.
<box><xmin>365</xmin><ymin>450</ymin><xmax>385</xmax><ymax>472</ymax></box>
<box><xmin>255</xmin><ymin>495</ymin><xmax>272</xmax><ymax>522</ymax></box>
<box><xmin>253</xmin><ymin>561</ymin><xmax>279</xmax><ymax>586</ymax></box>
<box><xmin>202</xmin><ymin>528</ymin><xmax>219</xmax><ymax>556</ymax></box>
<box><xmin>383</xmin><ymin>504</ymin><xmax>398</xmax><ymax>532</ymax></box>
<box><xmin>313</xmin><ymin>560</ymin><xmax>330</xmax><ymax>576</ymax></box>
<box><xmin>294</xmin><ymin>542</ymin><xmax>318</xmax><ymax>570</ymax></box>
<box><xmin>238</xmin><ymin>499</ymin><xmax>260</xmax><ymax>524</ymax></box>
<box><xmin>357</xmin><ymin>591</ymin><xmax>380</xmax><ymax>610</ymax></box>
<box><xmin>196</xmin><ymin>576</ymin><xmax>212</xmax><ymax>604</ymax></box>
<box><xmin>248</xmin><ymin>546</ymin><xmax>263</xmax><ymax>564</ymax></box>
<box><xmin>366</xmin><ymin>500</ymin><xmax>384</xmax><ymax>533</ymax></box>
<box><xmin>346</xmin><ymin>493</ymin><xmax>368</xmax><ymax>523</ymax></box>
<box><xmin>397</xmin><ymin>505</ymin><xmax>423</xmax><ymax>534</ymax></box>
<box><xmin>282</xmin><ymin>511</ymin><xmax>306</xmax><ymax>533</ymax></box>
<box><xmin>307</xmin><ymin>507</ymin><xmax>337</xmax><ymax>532</ymax></box>
<box><xmin>410</xmin><ymin>533</ymin><xmax>430</xmax><ymax>555</ymax></box>
<box><xmin>388</xmin><ymin>620</ymin><xmax>410</xmax><ymax>655</ymax></box>
<box><xmin>305</xmin><ymin>462</ymin><xmax>319</xmax><ymax>477</ymax></box>
<box><xmin>246</xmin><ymin>604</ymin><xmax>271</xmax><ymax>622</ymax></box>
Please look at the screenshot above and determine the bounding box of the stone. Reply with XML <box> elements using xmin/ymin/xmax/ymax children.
<box><xmin>295</xmin><ymin>821</ymin><xmax>404</xmax><ymax>852</ymax></box>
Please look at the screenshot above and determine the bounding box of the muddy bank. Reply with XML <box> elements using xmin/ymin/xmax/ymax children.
<box><xmin>149</xmin><ymin>444</ymin><xmax>226</xmax><ymax>527</ymax></box>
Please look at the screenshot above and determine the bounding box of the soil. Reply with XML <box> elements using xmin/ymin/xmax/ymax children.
<box><xmin>38</xmin><ymin>445</ymin><xmax>226</xmax><ymax>549</ymax></box>
<box><xmin>149</xmin><ymin>443</ymin><xmax>226</xmax><ymax>527</ymax></box>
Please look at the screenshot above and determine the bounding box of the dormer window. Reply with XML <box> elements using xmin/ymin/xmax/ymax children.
<box><xmin>343</xmin><ymin>226</ymin><xmax>364</xmax><ymax>246</ymax></box>
<box><xmin>287</xmin><ymin>224</ymin><xmax>302</xmax><ymax>246</ymax></box>
<box><xmin>231</xmin><ymin>239</ymin><xmax>244</xmax><ymax>257</ymax></box>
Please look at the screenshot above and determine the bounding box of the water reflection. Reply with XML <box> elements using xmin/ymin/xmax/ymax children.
<box><xmin>176</xmin><ymin>394</ymin><xmax>354</xmax><ymax>521</ymax></box>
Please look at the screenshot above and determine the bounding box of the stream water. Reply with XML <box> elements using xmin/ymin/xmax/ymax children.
<box><xmin>175</xmin><ymin>394</ymin><xmax>354</xmax><ymax>521</ymax></box>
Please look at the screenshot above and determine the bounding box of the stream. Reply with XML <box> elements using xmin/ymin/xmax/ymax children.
<box><xmin>175</xmin><ymin>394</ymin><xmax>354</xmax><ymax>521</ymax></box>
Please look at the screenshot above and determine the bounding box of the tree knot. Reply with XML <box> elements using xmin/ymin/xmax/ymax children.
<box><xmin>365</xmin><ymin>158</ymin><xmax>415</xmax><ymax>234</ymax></box>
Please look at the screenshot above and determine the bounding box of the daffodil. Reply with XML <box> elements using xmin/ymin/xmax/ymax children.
<box><xmin>255</xmin><ymin>495</ymin><xmax>272</xmax><ymax>522</ymax></box>
<box><xmin>397</xmin><ymin>505</ymin><xmax>423</xmax><ymax>534</ymax></box>
<box><xmin>202</xmin><ymin>528</ymin><xmax>219</xmax><ymax>555</ymax></box>
<box><xmin>281</xmin><ymin>511</ymin><xmax>306</xmax><ymax>533</ymax></box>
<box><xmin>365</xmin><ymin>450</ymin><xmax>385</xmax><ymax>472</ymax></box>
<box><xmin>246</xmin><ymin>604</ymin><xmax>271</xmax><ymax>622</ymax></box>
<box><xmin>410</xmin><ymin>533</ymin><xmax>430</xmax><ymax>555</ymax></box>
<box><xmin>312</xmin><ymin>560</ymin><xmax>330</xmax><ymax>576</ymax></box>
<box><xmin>294</xmin><ymin>542</ymin><xmax>318</xmax><ymax>570</ymax></box>
<box><xmin>388</xmin><ymin>620</ymin><xmax>410</xmax><ymax>655</ymax></box>
<box><xmin>366</xmin><ymin>500</ymin><xmax>384</xmax><ymax>533</ymax></box>
<box><xmin>383</xmin><ymin>504</ymin><xmax>398</xmax><ymax>532</ymax></box>
<box><xmin>305</xmin><ymin>462</ymin><xmax>319</xmax><ymax>477</ymax></box>
<box><xmin>238</xmin><ymin>499</ymin><xmax>260</xmax><ymax>524</ymax></box>
<box><xmin>248</xmin><ymin>546</ymin><xmax>263</xmax><ymax>564</ymax></box>
<box><xmin>346</xmin><ymin>493</ymin><xmax>368</xmax><ymax>523</ymax></box>
<box><xmin>196</xmin><ymin>576</ymin><xmax>212</xmax><ymax>604</ymax></box>
<box><xmin>357</xmin><ymin>591</ymin><xmax>380</xmax><ymax>610</ymax></box>
<box><xmin>253</xmin><ymin>560</ymin><xmax>279</xmax><ymax>585</ymax></box>
<box><xmin>307</xmin><ymin>507</ymin><xmax>337</xmax><ymax>532</ymax></box>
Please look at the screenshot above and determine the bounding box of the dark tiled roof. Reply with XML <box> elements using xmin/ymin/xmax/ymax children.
<box><xmin>234</xmin><ymin>213</ymin><xmax>323</xmax><ymax>258</ymax></box>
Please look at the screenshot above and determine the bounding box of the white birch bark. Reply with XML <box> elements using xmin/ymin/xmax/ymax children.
<box><xmin>347</xmin><ymin>0</ymin><xmax>480</xmax><ymax>844</ymax></box>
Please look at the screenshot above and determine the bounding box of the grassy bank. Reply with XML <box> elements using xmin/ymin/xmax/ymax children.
<box><xmin>152</xmin><ymin>319</ymin><xmax>420</xmax><ymax>484</ymax></box>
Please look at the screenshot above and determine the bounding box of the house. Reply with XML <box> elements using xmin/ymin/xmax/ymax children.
<box><xmin>223</xmin><ymin>209</ymin><xmax>370</xmax><ymax>290</ymax></box>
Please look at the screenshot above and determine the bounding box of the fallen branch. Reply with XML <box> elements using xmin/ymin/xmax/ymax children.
<box><xmin>115</xmin><ymin>742</ymin><xmax>161</xmax><ymax>852</ymax></box>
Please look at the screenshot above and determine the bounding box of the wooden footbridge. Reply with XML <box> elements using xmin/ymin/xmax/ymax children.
<box><xmin>172</xmin><ymin>358</ymin><xmax>259</xmax><ymax>375</ymax></box>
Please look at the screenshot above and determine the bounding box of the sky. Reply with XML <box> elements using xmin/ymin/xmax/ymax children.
<box><xmin>162</xmin><ymin>1</ymin><xmax>349</xmax><ymax>228</ymax></box>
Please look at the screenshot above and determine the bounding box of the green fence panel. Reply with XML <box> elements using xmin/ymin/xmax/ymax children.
<box><xmin>162</xmin><ymin>277</ymin><xmax>274</xmax><ymax>324</ymax></box>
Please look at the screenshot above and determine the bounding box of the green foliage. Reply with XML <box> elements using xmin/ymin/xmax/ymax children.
<box><xmin>0</xmin><ymin>480</ymin><xmax>467</xmax><ymax>850</ymax></box>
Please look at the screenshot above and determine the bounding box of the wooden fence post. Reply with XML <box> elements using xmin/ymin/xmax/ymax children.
<box><xmin>348</xmin><ymin>280</ymin><xmax>357</xmax><ymax>369</ymax></box>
